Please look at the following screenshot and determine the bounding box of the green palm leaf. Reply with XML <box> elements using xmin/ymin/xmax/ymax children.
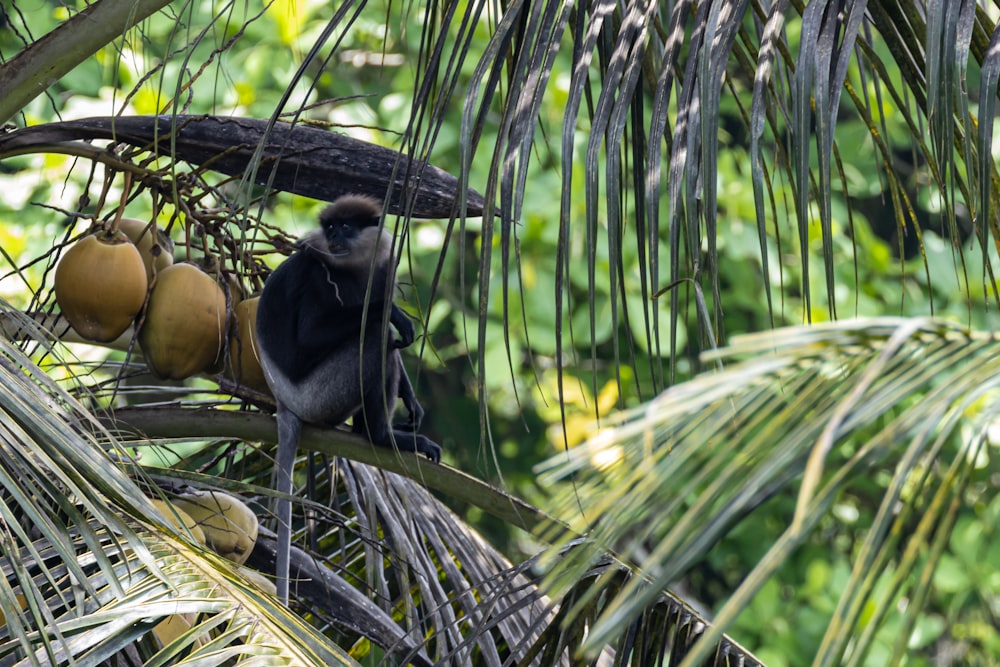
<box><xmin>536</xmin><ymin>317</ymin><xmax>997</xmax><ymax>665</ymax></box>
<box><xmin>0</xmin><ymin>321</ymin><xmax>356</xmax><ymax>665</ymax></box>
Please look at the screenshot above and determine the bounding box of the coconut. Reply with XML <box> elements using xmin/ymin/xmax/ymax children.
<box><xmin>228</xmin><ymin>296</ymin><xmax>270</xmax><ymax>393</ymax></box>
<box><xmin>138</xmin><ymin>263</ymin><xmax>228</xmax><ymax>380</ymax></box>
<box><xmin>172</xmin><ymin>490</ymin><xmax>258</xmax><ymax>564</ymax></box>
<box><xmin>54</xmin><ymin>232</ymin><xmax>148</xmax><ymax>342</ymax></box>
<box><xmin>195</xmin><ymin>255</ymin><xmax>243</xmax><ymax>305</ymax></box>
<box><xmin>116</xmin><ymin>217</ymin><xmax>174</xmax><ymax>281</ymax></box>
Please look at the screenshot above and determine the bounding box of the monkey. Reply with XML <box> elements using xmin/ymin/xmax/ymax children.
<box><xmin>255</xmin><ymin>194</ymin><xmax>441</xmax><ymax>602</ymax></box>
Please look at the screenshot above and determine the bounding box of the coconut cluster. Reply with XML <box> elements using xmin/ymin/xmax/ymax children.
<box><xmin>53</xmin><ymin>218</ymin><xmax>267</xmax><ymax>389</ymax></box>
<box><xmin>54</xmin><ymin>221</ymin><xmax>273</xmax><ymax>644</ymax></box>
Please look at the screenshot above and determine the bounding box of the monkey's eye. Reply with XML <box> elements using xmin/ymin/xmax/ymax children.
<box><xmin>328</xmin><ymin>223</ymin><xmax>358</xmax><ymax>243</ymax></box>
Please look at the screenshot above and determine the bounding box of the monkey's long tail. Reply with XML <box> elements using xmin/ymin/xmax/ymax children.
<box><xmin>274</xmin><ymin>407</ymin><xmax>302</xmax><ymax>603</ymax></box>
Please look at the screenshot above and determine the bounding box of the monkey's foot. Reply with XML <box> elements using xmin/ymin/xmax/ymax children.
<box><xmin>387</xmin><ymin>431</ymin><xmax>441</xmax><ymax>463</ymax></box>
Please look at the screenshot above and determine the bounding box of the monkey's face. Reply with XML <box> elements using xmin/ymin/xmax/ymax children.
<box><xmin>298</xmin><ymin>222</ymin><xmax>391</xmax><ymax>272</ymax></box>
<box><xmin>319</xmin><ymin>196</ymin><xmax>381</xmax><ymax>255</ymax></box>
<box><xmin>324</xmin><ymin>219</ymin><xmax>367</xmax><ymax>257</ymax></box>
<box><xmin>301</xmin><ymin>195</ymin><xmax>392</xmax><ymax>270</ymax></box>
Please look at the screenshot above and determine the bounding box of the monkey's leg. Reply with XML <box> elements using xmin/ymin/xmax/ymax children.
<box><xmin>395</xmin><ymin>363</ymin><xmax>424</xmax><ymax>432</ymax></box>
<box><xmin>354</xmin><ymin>355</ymin><xmax>441</xmax><ymax>462</ymax></box>
<box><xmin>389</xmin><ymin>303</ymin><xmax>414</xmax><ymax>349</ymax></box>
<box><xmin>275</xmin><ymin>404</ymin><xmax>302</xmax><ymax>603</ymax></box>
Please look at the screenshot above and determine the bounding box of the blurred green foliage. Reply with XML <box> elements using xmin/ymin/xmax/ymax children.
<box><xmin>1</xmin><ymin>0</ymin><xmax>998</xmax><ymax>662</ymax></box>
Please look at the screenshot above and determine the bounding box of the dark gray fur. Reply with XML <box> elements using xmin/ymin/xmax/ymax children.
<box><xmin>256</xmin><ymin>195</ymin><xmax>441</xmax><ymax>602</ymax></box>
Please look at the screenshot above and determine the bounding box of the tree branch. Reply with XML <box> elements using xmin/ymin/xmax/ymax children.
<box><xmin>0</xmin><ymin>0</ymin><xmax>175</xmax><ymax>124</ymax></box>
<box><xmin>105</xmin><ymin>405</ymin><xmax>554</xmax><ymax>535</ymax></box>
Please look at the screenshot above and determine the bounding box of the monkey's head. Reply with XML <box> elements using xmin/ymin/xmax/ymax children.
<box><xmin>300</xmin><ymin>194</ymin><xmax>393</xmax><ymax>270</ymax></box>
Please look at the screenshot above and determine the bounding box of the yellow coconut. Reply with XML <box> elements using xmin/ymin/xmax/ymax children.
<box><xmin>116</xmin><ymin>217</ymin><xmax>174</xmax><ymax>281</ymax></box>
<box><xmin>153</xmin><ymin>613</ymin><xmax>207</xmax><ymax>650</ymax></box>
<box><xmin>195</xmin><ymin>255</ymin><xmax>243</xmax><ymax>305</ymax></box>
<box><xmin>147</xmin><ymin>496</ymin><xmax>217</xmax><ymax>647</ymax></box>
<box><xmin>138</xmin><ymin>263</ymin><xmax>228</xmax><ymax>380</ymax></box>
<box><xmin>54</xmin><ymin>232</ymin><xmax>148</xmax><ymax>342</ymax></box>
<box><xmin>172</xmin><ymin>490</ymin><xmax>259</xmax><ymax>564</ymax></box>
<box><xmin>150</xmin><ymin>498</ymin><xmax>206</xmax><ymax>545</ymax></box>
<box><xmin>236</xmin><ymin>564</ymin><xmax>277</xmax><ymax>596</ymax></box>
<box><xmin>227</xmin><ymin>296</ymin><xmax>269</xmax><ymax>393</ymax></box>
<box><xmin>0</xmin><ymin>593</ymin><xmax>28</xmax><ymax>627</ymax></box>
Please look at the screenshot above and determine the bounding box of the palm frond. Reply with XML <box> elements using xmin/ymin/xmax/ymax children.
<box><xmin>413</xmin><ymin>0</ymin><xmax>1000</xmax><ymax>394</ymax></box>
<box><xmin>114</xmin><ymin>408</ymin><xmax>565</xmax><ymax>664</ymax></box>
<box><xmin>516</xmin><ymin>548</ymin><xmax>765</xmax><ymax>666</ymax></box>
<box><xmin>536</xmin><ymin>317</ymin><xmax>998</xmax><ymax>665</ymax></box>
<box><xmin>0</xmin><ymin>317</ymin><xmax>356</xmax><ymax>664</ymax></box>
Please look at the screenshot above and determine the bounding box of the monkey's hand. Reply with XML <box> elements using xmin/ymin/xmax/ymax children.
<box><xmin>390</xmin><ymin>304</ymin><xmax>415</xmax><ymax>349</ymax></box>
